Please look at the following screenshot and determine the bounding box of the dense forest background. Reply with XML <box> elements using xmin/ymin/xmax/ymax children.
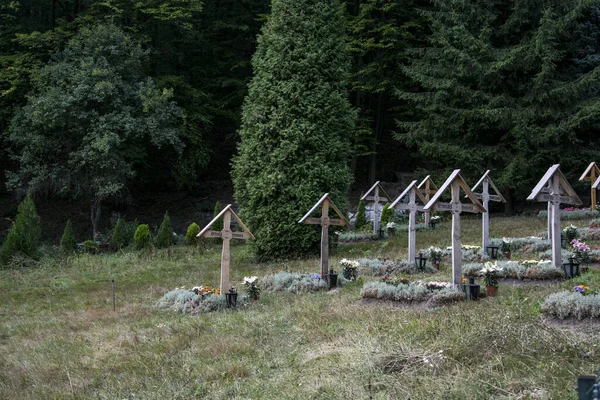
<box><xmin>2</xmin><ymin>0</ymin><xmax>600</xmax><ymax>243</ymax></box>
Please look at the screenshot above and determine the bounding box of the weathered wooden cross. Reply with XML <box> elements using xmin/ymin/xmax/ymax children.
<box><xmin>527</xmin><ymin>165</ymin><xmax>582</xmax><ymax>267</ymax></box>
<box><xmin>197</xmin><ymin>205</ymin><xmax>255</xmax><ymax>294</ymax></box>
<box><xmin>423</xmin><ymin>170</ymin><xmax>485</xmax><ymax>288</ymax></box>
<box><xmin>360</xmin><ymin>181</ymin><xmax>391</xmax><ymax>235</ymax></box>
<box><xmin>299</xmin><ymin>193</ymin><xmax>349</xmax><ymax>278</ymax></box>
<box><xmin>593</xmin><ymin>175</ymin><xmax>600</xmax><ymax>197</ymax></box>
<box><xmin>470</xmin><ymin>170</ymin><xmax>506</xmax><ymax>250</ymax></box>
<box><xmin>417</xmin><ymin>176</ymin><xmax>438</xmax><ymax>226</ymax></box>
<box><xmin>390</xmin><ymin>180</ymin><xmax>428</xmax><ymax>262</ymax></box>
<box><xmin>579</xmin><ymin>162</ymin><xmax>600</xmax><ymax>211</ymax></box>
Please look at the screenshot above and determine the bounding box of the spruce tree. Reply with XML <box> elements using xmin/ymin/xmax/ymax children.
<box><xmin>155</xmin><ymin>212</ymin><xmax>173</xmax><ymax>248</ymax></box>
<box><xmin>110</xmin><ymin>219</ymin><xmax>127</xmax><ymax>251</ymax></box>
<box><xmin>232</xmin><ymin>0</ymin><xmax>354</xmax><ymax>260</ymax></box>
<box><xmin>60</xmin><ymin>219</ymin><xmax>76</xmax><ymax>254</ymax></box>
<box><xmin>0</xmin><ymin>194</ymin><xmax>41</xmax><ymax>265</ymax></box>
<box><xmin>213</xmin><ymin>201</ymin><xmax>223</xmax><ymax>231</ymax></box>
<box><xmin>355</xmin><ymin>199</ymin><xmax>367</xmax><ymax>230</ymax></box>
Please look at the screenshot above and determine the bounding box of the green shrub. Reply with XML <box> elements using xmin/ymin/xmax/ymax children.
<box><xmin>110</xmin><ymin>219</ymin><xmax>127</xmax><ymax>250</ymax></box>
<box><xmin>185</xmin><ymin>223</ymin><xmax>201</xmax><ymax>245</ymax></box>
<box><xmin>213</xmin><ymin>202</ymin><xmax>223</xmax><ymax>231</ymax></box>
<box><xmin>380</xmin><ymin>202</ymin><xmax>394</xmax><ymax>225</ymax></box>
<box><xmin>156</xmin><ymin>290</ymin><xmax>248</xmax><ymax>314</ymax></box>
<box><xmin>60</xmin><ymin>219</ymin><xmax>76</xmax><ymax>254</ymax></box>
<box><xmin>262</xmin><ymin>272</ymin><xmax>347</xmax><ymax>293</ymax></box>
<box><xmin>134</xmin><ymin>224</ymin><xmax>153</xmax><ymax>250</ymax></box>
<box><xmin>155</xmin><ymin>212</ymin><xmax>173</xmax><ymax>248</ymax></box>
<box><xmin>83</xmin><ymin>240</ymin><xmax>99</xmax><ymax>254</ymax></box>
<box><xmin>0</xmin><ymin>194</ymin><xmax>41</xmax><ymax>266</ymax></box>
<box><xmin>355</xmin><ymin>199</ymin><xmax>367</xmax><ymax>229</ymax></box>
<box><xmin>542</xmin><ymin>292</ymin><xmax>600</xmax><ymax>320</ymax></box>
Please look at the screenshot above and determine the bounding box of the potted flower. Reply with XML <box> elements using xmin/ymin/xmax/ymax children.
<box><xmin>340</xmin><ymin>258</ymin><xmax>359</xmax><ymax>281</ymax></box>
<box><xmin>500</xmin><ymin>238</ymin><xmax>511</xmax><ymax>259</ymax></box>
<box><xmin>481</xmin><ymin>261</ymin><xmax>502</xmax><ymax>297</ymax></box>
<box><xmin>386</xmin><ymin>221</ymin><xmax>397</xmax><ymax>237</ymax></box>
<box><xmin>427</xmin><ymin>246</ymin><xmax>443</xmax><ymax>270</ymax></box>
<box><xmin>571</xmin><ymin>239</ymin><xmax>591</xmax><ymax>273</ymax></box>
<box><xmin>429</xmin><ymin>215</ymin><xmax>441</xmax><ymax>229</ymax></box>
<box><xmin>563</xmin><ymin>224</ymin><xmax>578</xmax><ymax>248</ymax></box>
<box><xmin>243</xmin><ymin>276</ymin><xmax>260</xmax><ymax>301</ymax></box>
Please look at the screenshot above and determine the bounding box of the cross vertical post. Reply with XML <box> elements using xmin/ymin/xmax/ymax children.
<box><xmin>373</xmin><ymin>186</ymin><xmax>381</xmax><ymax>235</ymax></box>
<box><xmin>551</xmin><ymin>175</ymin><xmax>562</xmax><ymax>268</ymax></box>
<box><xmin>220</xmin><ymin>211</ymin><xmax>232</xmax><ymax>295</ymax></box>
<box><xmin>481</xmin><ymin>179</ymin><xmax>489</xmax><ymax>249</ymax></box>
<box><xmin>408</xmin><ymin>189</ymin><xmax>417</xmax><ymax>262</ymax></box>
<box><xmin>579</xmin><ymin>162</ymin><xmax>600</xmax><ymax>211</ymax></box>
<box><xmin>320</xmin><ymin>198</ymin><xmax>330</xmax><ymax>278</ymax></box>
<box><xmin>451</xmin><ymin>181</ymin><xmax>462</xmax><ymax>287</ymax></box>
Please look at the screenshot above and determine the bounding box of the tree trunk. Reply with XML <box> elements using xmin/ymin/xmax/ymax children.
<box><xmin>90</xmin><ymin>198</ymin><xmax>103</xmax><ymax>239</ymax></box>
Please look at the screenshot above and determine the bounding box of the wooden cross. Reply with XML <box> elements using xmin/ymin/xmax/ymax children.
<box><xmin>579</xmin><ymin>162</ymin><xmax>600</xmax><ymax>210</ymax></box>
<box><xmin>299</xmin><ymin>193</ymin><xmax>349</xmax><ymax>278</ymax></box>
<box><xmin>417</xmin><ymin>176</ymin><xmax>438</xmax><ymax>225</ymax></box>
<box><xmin>527</xmin><ymin>164</ymin><xmax>582</xmax><ymax>268</ymax></box>
<box><xmin>423</xmin><ymin>170</ymin><xmax>485</xmax><ymax>288</ymax></box>
<box><xmin>539</xmin><ymin>184</ymin><xmax>566</xmax><ymax>241</ymax></box>
<box><xmin>197</xmin><ymin>205</ymin><xmax>255</xmax><ymax>294</ymax></box>
<box><xmin>470</xmin><ymin>170</ymin><xmax>506</xmax><ymax>250</ymax></box>
<box><xmin>390</xmin><ymin>180</ymin><xmax>427</xmax><ymax>262</ymax></box>
<box><xmin>360</xmin><ymin>181</ymin><xmax>391</xmax><ymax>235</ymax></box>
<box><xmin>593</xmin><ymin>175</ymin><xmax>600</xmax><ymax>195</ymax></box>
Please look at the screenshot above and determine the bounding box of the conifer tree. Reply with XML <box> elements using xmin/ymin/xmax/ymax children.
<box><xmin>380</xmin><ymin>202</ymin><xmax>394</xmax><ymax>225</ymax></box>
<box><xmin>232</xmin><ymin>0</ymin><xmax>354</xmax><ymax>259</ymax></box>
<box><xmin>60</xmin><ymin>219</ymin><xmax>76</xmax><ymax>254</ymax></box>
<box><xmin>213</xmin><ymin>201</ymin><xmax>223</xmax><ymax>232</ymax></box>
<box><xmin>185</xmin><ymin>223</ymin><xmax>200</xmax><ymax>245</ymax></box>
<box><xmin>155</xmin><ymin>212</ymin><xmax>173</xmax><ymax>248</ymax></box>
<box><xmin>355</xmin><ymin>199</ymin><xmax>367</xmax><ymax>230</ymax></box>
<box><xmin>110</xmin><ymin>219</ymin><xmax>127</xmax><ymax>251</ymax></box>
<box><xmin>0</xmin><ymin>194</ymin><xmax>41</xmax><ymax>265</ymax></box>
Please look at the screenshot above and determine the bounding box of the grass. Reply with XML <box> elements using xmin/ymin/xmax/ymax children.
<box><xmin>1</xmin><ymin>215</ymin><xmax>599</xmax><ymax>399</ymax></box>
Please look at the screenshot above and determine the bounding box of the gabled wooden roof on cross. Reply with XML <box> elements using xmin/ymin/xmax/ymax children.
<box><xmin>360</xmin><ymin>181</ymin><xmax>391</xmax><ymax>203</ymax></box>
<box><xmin>298</xmin><ymin>193</ymin><xmax>349</xmax><ymax>226</ymax></box>
<box><xmin>470</xmin><ymin>170</ymin><xmax>506</xmax><ymax>203</ymax></box>
<box><xmin>526</xmin><ymin>164</ymin><xmax>582</xmax><ymax>205</ymax></box>
<box><xmin>198</xmin><ymin>204</ymin><xmax>255</xmax><ymax>240</ymax></box>
<box><xmin>593</xmin><ymin>175</ymin><xmax>600</xmax><ymax>189</ymax></box>
<box><xmin>423</xmin><ymin>170</ymin><xmax>486</xmax><ymax>213</ymax></box>
<box><xmin>390</xmin><ymin>180</ymin><xmax>428</xmax><ymax>209</ymax></box>
<box><xmin>579</xmin><ymin>162</ymin><xmax>600</xmax><ymax>182</ymax></box>
<box><xmin>417</xmin><ymin>175</ymin><xmax>438</xmax><ymax>196</ymax></box>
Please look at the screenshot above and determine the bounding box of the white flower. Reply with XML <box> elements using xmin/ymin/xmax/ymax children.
<box><xmin>431</xmin><ymin>215</ymin><xmax>441</xmax><ymax>221</ymax></box>
<box><xmin>386</xmin><ymin>222</ymin><xmax>397</xmax><ymax>229</ymax></box>
<box><xmin>243</xmin><ymin>276</ymin><xmax>258</xmax><ymax>284</ymax></box>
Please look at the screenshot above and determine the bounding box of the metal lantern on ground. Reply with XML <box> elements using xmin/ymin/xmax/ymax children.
<box><xmin>468</xmin><ymin>284</ymin><xmax>480</xmax><ymax>300</ymax></box>
<box><xmin>414</xmin><ymin>252</ymin><xmax>428</xmax><ymax>270</ymax></box>
<box><xmin>562</xmin><ymin>256</ymin><xmax>580</xmax><ymax>278</ymax></box>
<box><xmin>485</xmin><ymin>245</ymin><xmax>499</xmax><ymax>259</ymax></box>
<box><xmin>225</xmin><ymin>288</ymin><xmax>238</xmax><ymax>308</ymax></box>
<box><xmin>326</xmin><ymin>269</ymin><xmax>338</xmax><ymax>289</ymax></box>
<box><xmin>429</xmin><ymin>220</ymin><xmax>437</xmax><ymax>229</ymax></box>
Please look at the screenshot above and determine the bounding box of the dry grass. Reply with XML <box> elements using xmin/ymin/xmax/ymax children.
<box><xmin>0</xmin><ymin>215</ymin><xmax>598</xmax><ymax>399</ymax></box>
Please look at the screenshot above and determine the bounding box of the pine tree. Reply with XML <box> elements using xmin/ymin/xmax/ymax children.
<box><xmin>232</xmin><ymin>0</ymin><xmax>355</xmax><ymax>260</ymax></box>
<box><xmin>0</xmin><ymin>194</ymin><xmax>41</xmax><ymax>265</ymax></box>
<box><xmin>110</xmin><ymin>219</ymin><xmax>127</xmax><ymax>251</ymax></box>
<box><xmin>60</xmin><ymin>219</ymin><xmax>76</xmax><ymax>254</ymax></box>
<box><xmin>355</xmin><ymin>199</ymin><xmax>367</xmax><ymax>230</ymax></box>
<box><xmin>213</xmin><ymin>201</ymin><xmax>223</xmax><ymax>231</ymax></box>
<box><xmin>155</xmin><ymin>212</ymin><xmax>173</xmax><ymax>248</ymax></box>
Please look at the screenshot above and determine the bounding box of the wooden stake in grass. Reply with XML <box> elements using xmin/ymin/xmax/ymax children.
<box><xmin>360</xmin><ymin>181</ymin><xmax>391</xmax><ymax>236</ymax></box>
<box><xmin>390</xmin><ymin>180</ymin><xmax>427</xmax><ymax>262</ymax></box>
<box><xmin>197</xmin><ymin>205</ymin><xmax>255</xmax><ymax>294</ymax></box>
<box><xmin>417</xmin><ymin>176</ymin><xmax>438</xmax><ymax>226</ymax></box>
<box><xmin>527</xmin><ymin>164</ymin><xmax>582</xmax><ymax>267</ymax></box>
<box><xmin>423</xmin><ymin>170</ymin><xmax>485</xmax><ymax>288</ymax></box>
<box><xmin>299</xmin><ymin>193</ymin><xmax>349</xmax><ymax>278</ymax></box>
<box><xmin>470</xmin><ymin>170</ymin><xmax>506</xmax><ymax>250</ymax></box>
<box><xmin>579</xmin><ymin>162</ymin><xmax>600</xmax><ymax>210</ymax></box>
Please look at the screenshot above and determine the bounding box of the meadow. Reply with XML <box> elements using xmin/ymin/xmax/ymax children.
<box><xmin>1</xmin><ymin>214</ymin><xmax>599</xmax><ymax>399</ymax></box>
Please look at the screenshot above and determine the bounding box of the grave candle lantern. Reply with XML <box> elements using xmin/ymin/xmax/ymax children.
<box><xmin>414</xmin><ymin>252</ymin><xmax>428</xmax><ymax>270</ymax></box>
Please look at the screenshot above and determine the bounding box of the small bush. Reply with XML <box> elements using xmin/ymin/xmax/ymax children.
<box><xmin>213</xmin><ymin>202</ymin><xmax>223</xmax><ymax>231</ymax></box>
<box><xmin>463</xmin><ymin>260</ymin><xmax>564</xmax><ymax>280</ymax></box>
<box><xmin>380</xmin><ymin>202</ymin><xmax>394</xmax><ymax>225</ymax></box>
<box><xmin>60</xmin><ymin>219</ymin><xmax>76</xmax><ymax>254</ymax></box>
<box><xmin>542</xmin><ymin>292</ymin><xmax>600</xmax><ymax>320</ymax></box>
<box><xmin>357</xmin><ymin>258</ymin><xmax>438</xmax><ymax>276</ymax></box>
<box><xmin>355</xmin><ymin>199</ymin><xmax>367</xmax><ymax>229</ymax></box>
<box><xmin>0</xmin><ymin>194</ymin><xmax>41</xmax><ymax>265</ymax></box>
<box><xmin>134</xmin><ymin>224</ymin><xmax>153</xmax><ymax>250</ymax></box>
<box><xmin>155</xmin><ymin>212</ymin><xmax>173</xmax><ymax>248</ymax></box>
<box><xmin>156</xmin><ymin>290</ymin><xmax>247</xmax><ymax>314</ymax></box>
<box><xmin>185</xmin><ymin>223</ymin><xmax>201</xmax><ymax>245</ymax></box>
<box><xmin>110</xmin><ymin>219</ymin><xmax>127</xmax><ymax>250</ymax></box>
<box><xmin>83</xmin><ymin>240</ymin><xmax>99</xmax><ymax>254</ymax></box>
<box><xmin>262</xmin><ymin>271</ymin><xmax>347</xmax><ymax>293</ymax></box>
<box><xmin>360</xmin><ymin>282</ymin><xmax>430</xmax><ymax>302</ymax></box>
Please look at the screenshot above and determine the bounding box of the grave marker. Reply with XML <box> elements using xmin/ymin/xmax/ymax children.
<box><xmin>299</xmin><ymin>193</ymin><xmax>349</xmax><ymax>277</ymax></box>
<box><xmin>197</xmin><ymin>205</ymin><xmax>255</xmax><ymax>294</ymax></box>
<box><xmin>418</xmin><ymin>176</ymin><xmax>438</xmax><ymax>226</ymax></box>
<box><xmin>470</xmin><ymin>170</ymin><xmax>506</xmax><ymax>250</ymax></box>
<box><xmin>390</xmin><ymin>180</ymin><xmax>428</xmax><ymax>262</ymax></box>
<box><xmin>360</xmin><ymin>181</ymin><xmax>391</xmax><ymax>235</ymax></box>
<box><xmin>527</xmin><ymin>164</ymin><xmax>582</xmax><ymax>267</ymax></box>
<box><xmin>423</xmin><ymin>170</ymin><xmax>485</xmax><ymax>287</ymax></box>
<box><xmin>593</xmin><ymin>175</ymin><xmax>600</xmax><ymax>191</ymax></box>
<box><xmin>579</xmin><ymin>162</ymin><xmax>600</xmax><ymax>210</ymax></box>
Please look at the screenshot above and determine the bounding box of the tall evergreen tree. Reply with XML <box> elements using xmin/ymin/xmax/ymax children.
<box><xmin>60</xmin><ymin>219</ymin><xmax>76</xmax><ymax>254</ymax></box>
<box><xmin>232</xmin><ymin>0</ymin><xmax>355</xmax><ymax>260</ymax></box>
<box><xmin>397</xmin><ymin>0</ymin><xmax>600</xmax><ymax>197</ymax></box>
<box><xmin>0</xmin><ymin>194</ymin><xmax>41</xmax><ymax>265</ymax></box>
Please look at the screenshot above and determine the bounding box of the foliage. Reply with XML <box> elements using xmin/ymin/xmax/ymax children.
<box><xmin>361</xmin><ymin>281</ymin><xmax>429</xmax><ymax>301</ymax></box>
<box><xmin>340</xmin><ymin>258</ymin><xmax>359</xmax><ymax>281</ymax></box>
<box><xmin>463</xmin><ymin>260</ymin><xmax>564</xmax><ymax>280</ymax></box>
<box><xmin>212</xmin><ymin>202</ymin><xmax>223</xmax><ymax>232</ymax></box>
<box><xmin>262</xmin><ymin>271</ymin><xmax>348</xmax><ymax>293</ymax></box>
<box><xmin>242</xmin><ymin>276</ymin><xmax>260</xmax><ymax>301</ymax></box>
<box><xmin>542</xmin><ymin>292</ymin><xmax>600</xmax><ymax>320</ymax></box>
<box><xmin>427</xmin><ymin>246</ymin><xmax>443</xmax><ymax>263</ymax></box>
<box><xmin>60</xmin><ymin>219</ymin><xmax>76</xmax><ymax>254</ymax></box>
<box><xmin>155</xmin><ymin>212</ymin><xmax>173</xmax><ymax>249</ymax></box>
<box><xmin>538</xmin><ymin>209</ymin><xmax>600</xmax><ymax>220</ymax></box>
<box><xmin>83</xmin><ymin>240</ymin><xmax>99</xmax><ymax>254</ymax></box>
<box><xmin>133</xmin><ymin>224</ymin><xmax>152</xmax><ymax>250</ymax></box>
<box><xmin>6</xmin><ymin>23</ymin><xmax>184</xmax><ymax>237</ymax></box>
<box><xmin>354</xmin><ymin>199</ymin><xmax>367</xmax><ymax>230</ymax></box>
<box><xmin>380</xmin><ymin>203</ymin><xmax>394</xmax><ymax>225</ymax></box>
<box><xmin>0</xmin><ymin>194</ymin><xmax>41</xmax><ymax>265</ymax></box>
<box><xmin>481</xmin><ymin>262</ymin><xmax>502</xmax><ymax>287</ymax></box>
<box><xmin>185</xmin><ymin>223</ymin><xmax>200</xmax><ymax>246</ymax></box>
<box><xmin>110</xmin><ymin>219</ymin><xmax>127</xmax><ymax>251</ymax></box>
<box><xmin>157</xmin><ymin>287</ymin><xmax>246</xmax><ymax>314</ymax></box>
<box><xmin>357</xmin><ymin>257</ymin><xmax>438</xmax><ymax>276</ymax></box>
<box><xmin>231</xmin><ymin>0</ymin><xmax>354</xmax><ymax>260</ymax></box>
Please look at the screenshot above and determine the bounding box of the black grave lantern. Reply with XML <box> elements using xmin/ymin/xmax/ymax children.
<box><xmin>485</xmin><ymin>245</ymin><xmax>499</xmax><ymax>259</ymax></box>
<box><xmin>414</xmin><ymin>252</ymin><xmax>428</xmax><ymax>270</ymax></box>
<box><xmin>226</xmin><ymin>287</ymin><xmax>238</xmax><ymax>308</ymax></box>
<box><xmin>562</xmin><ymin>256</ymin><xmax>580</xmax><ymax>279</ymax></box>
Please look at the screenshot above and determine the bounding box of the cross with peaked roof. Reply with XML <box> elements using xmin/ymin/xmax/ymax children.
<box><xmin>593</xmin><ymin>175</ymin><xmax>600</xmax><ymax>191</ymax></box>
<box><xmin>470</xmin><ymin>170</ymin><xmax>506</xmax><ymax>250</ymax></box>
<box><xmin>360</xmin><ymin>181</ymin><xmax>391</xmax><ymax>235</ymax></box>
<box><xmin>417</xmin><ymin>176</ymin><xmax>438</xmax><ymax>225</ymax></box>
<box><xmin>527</xmin><ymin>164</ymin><xmax>582</xmax><ymax>268</ymax></box>
<box><xmin>299</xmin><ymin>193</ymin><xmax>349</xmax><ymax>278</ymax></box>
<box><xmin>423</xmin><ymin>170</ymin><xmax>485</xmax><ymax>288</ymax></box>
<box><xmin>390</xmin><ymin>180</ymin><xmax>428</xmax><ymax>262</ymax></box>
<box><xmin>579</xmin><ymin>162</ymin><xmax>600</xmax><ymax>211</ymax></box>
<box><xmin>197</xmin><ymin>204</ymin><xmax>255</xmax><ymax>294</ymax></box>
